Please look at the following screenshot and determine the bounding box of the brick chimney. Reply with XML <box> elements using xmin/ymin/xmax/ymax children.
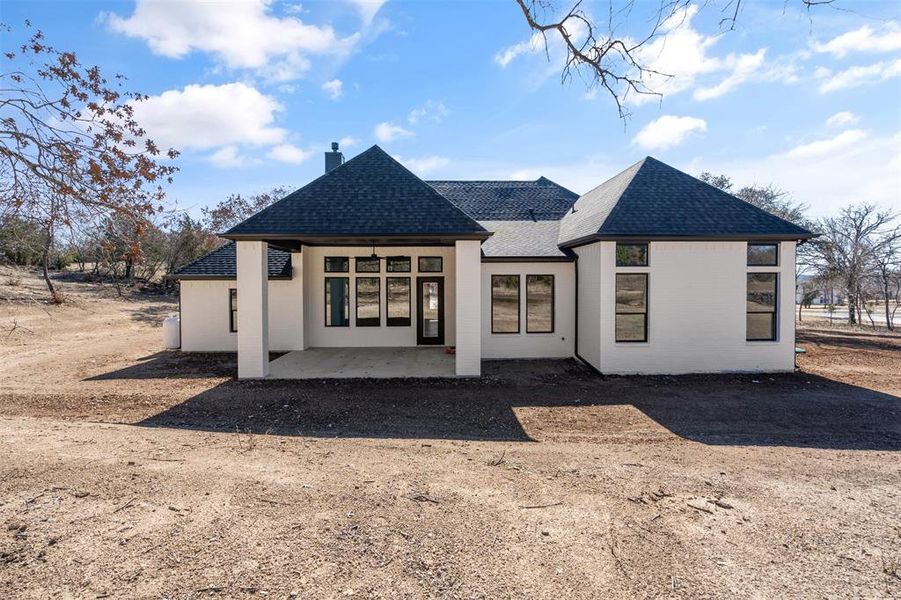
<box><xmin>325</xmin><ymin>142</ymin><xmax>344</xmax><ymax>173</ymax></box>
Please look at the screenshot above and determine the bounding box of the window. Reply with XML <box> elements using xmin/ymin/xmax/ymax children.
<box><xmin>387</xmin><ymin>256</ymin><xmax>411</xmax><ymax>272</ymax></box>
<box><xmin>355</xmin><ymin>257</ymin><xmax>380</xmax><ymax>273</ymax></box>
<box><xmin>616</xmin><ymin>243</ymin><xmax>648</xmax><ymax>267</ymax></box>
<box><xmin>526</xmin><ymin>275</ymin><xmax>554</xmax><ymax>333</ymax></box>
<box><xmin>229</xmin><ymin>288</ymin><xmax>237</xmax><ymax>333</ymax></box>
<box><xmin>747</xmin><ymin>273</ymin><xmax>777</xmax><ymax>341</ymax></box>
<box><xmin>615</xmin><ymin>273</ymin><xmax>648</xmax><ymax>342</ymax></box>
<box><xmin>747</xmin><ymin>243</ymin><xmax>778</xmax><ymax>266</ymax></box>
<box><xmin>491</xmin><ymin>274</ymin><xmax>520</xmax><ymax>333</ymax></box>
<box><xmin>418</xmin><ymin>256</ymin><xmax>443</xmax><ymax>272</ymax></box>
<box><xmin>386</xmin><ymin>277</ymin><xmax>411</xmax><ymax>326</ymax></box>
<box><xmin>325</xmin><ymin>277</ymin><xmax>349</xmax><ymax>326</ymax></box>
<box><xmin>325</xmin><ymin>256</ymin><xmax>348</xmax><ymax>272</ymax></box>
<box><xmin>356</xmin><ymin>277</ymin><xmax>380</xmax><ymax>326</ymax></box>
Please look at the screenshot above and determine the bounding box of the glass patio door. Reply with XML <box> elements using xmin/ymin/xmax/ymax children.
<box><xmin>416</xmin><ymin>277</ymin><xmax>444</xmax><ymax>345</ymax></box>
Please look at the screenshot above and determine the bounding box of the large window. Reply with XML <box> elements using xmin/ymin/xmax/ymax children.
<box><xmin>418</xmin><ymin>256</ymin><xmax>443</xmax><ymax>272</ymax></box>
<box><xmin>325</xmin><ymin>277</ymin><xmax>349</xmax><ymax>326</ymax></box>
<box><xmin>616</xmin><ymin>243</ymin><xmax>649</xmax><ymax>267</ymax></box>
<box><xmin>355</xmin><ymin>257</ymin><xmax>380</xmax><ymax>273</ymax></box>
<box><xmin>491</xmin><ymin>275</ymin><xmax>520</xmax><ymax>333</ymax></box>
<box><xmin>356</xmin><ymin>277</ymin><xmax>380</xmax><ymax>326</ymax></box>
<box><xmin>526</xmin><ymin>275</ymin><xmax>554</xmax><ymax>333</ymax></box>
<box><xmin>325</xmin><ymin>256</ymin><xmax>349</xmax><ymax>272</ymax></box>
<box><xmin>747</xmin><ymin>273</ymin><xmax>777</xmax><ymax>341</ymax></box>
<box><xmin>387</xmin><ymin>256</ymin><xmax>411</xmax><ymax>272</ymax></box>
<box><xmin>747</xmin><ymin>243</ymin><xmax>778</xmax><ymax>266</ymax></box>
<box><xmin>615</xmin><ymin>273</ymin><xmax>648</xmax><ymax>342</ymax></box>
<box><xmin>386</xmin><ymin>277</ymin><xmax>411</xmax><ymax>326</ymax></box>
<box><xmin>229</xmin><ymin>288</ymin><xmax>237</xmax><ymax>333</ymax></box>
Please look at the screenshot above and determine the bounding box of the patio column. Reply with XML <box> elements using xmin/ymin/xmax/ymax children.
<box><xmin>455</xmin><ymin>239</ymin><xmax>482</xmax><ymax>376</ymax></box>
<box><xmin>236</xmin><ymin>240</ymin><xmax>269</xmax><ymax>378</ymax></box>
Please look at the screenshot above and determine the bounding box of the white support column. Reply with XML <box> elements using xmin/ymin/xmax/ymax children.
<box><xmin>455</xmin><ymin>239</ymin><xmax>482</xmax><ymax>376</ymax></box>
<box><xmin>237</xmin><ymin>240</ymin><xmax>269</xmax><ymax>378</ymax></box>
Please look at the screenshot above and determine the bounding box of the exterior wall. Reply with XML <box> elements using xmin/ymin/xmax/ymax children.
<box><xmin>455</xmin><ymin>240</ymin><xmax>482</xmax><ymax>375</ymax></box>
<box><xmin>594</xmin><ymin>240</ymin><xmax>797</xmax><ymax>374</ymax></box>
<box><xmin>480</xmin><ymin>261</ymin><xmax>575</xmax><ymax>359</ymax></box>
<box><xmin>302</xmin><ymin>245</ymin><xmax>457</xmax><ymax>348</ymax></box>
<box><xmin>179</xmin><ymin>253</ymin><xmax>303</xmax><ymax>352</ymax></box>
<box><xmin>573</xmin><ymin>244</ymin><xmax>602</xmax><ymax>370</ymax></box>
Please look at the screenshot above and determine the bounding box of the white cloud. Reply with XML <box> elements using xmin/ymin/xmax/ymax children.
<box><xmin>131</xmin><ymin>83</ymin><xmax>285</xmax><ymax>151</ymax></box>
<box><xmin>321</xmin><ymin>79</ymin><xmax>343</xmax><ymax>100</ymax></box>
<box><xmin>338</xmin><ymin>136</ymin><xmax>361</xmax><ymax>148</ymax></box>
<box><xmin>373</xmin><ymin>121</ymin><xmax>413</xmax><ymax>143</ymax></box>
<box><xmin>825</xmin><ymin>111</ymin><xmax>859</xmax><ymax>128</ymax></box>
<box><xmin>632</xmin><ymin>115</ymin><xmax>707</xmax><ymax>150</ymax></box>
<box><xmin>779</xmin><ymin>129</ymin><xmax>868</xmax><ymax>159</ymax></box>
<box><xmin>104</xmin><ymin>0</ymin><xmax>360</xmax><ymax>81</ymax></box>
<box><xmin>813</xmin><ymin>23</ymin><xmax>901</xmax><ymax>58</ymax></box>
<box><xmin>267</xmin><ymin>143</ymin><xmax>312</xmax><ymax>164</ymax></box>
<box><xmin>209</xmin><ymin>145</ymin><xmax>259</xmax><ymax>168</ymax></box>
<box><xmin>408</xmin><ymin>100</ymin><xmax>448</xmax><ymax>124</ymax></box>
<box><xmin>494</xmin><ymin>32</ymin><xmax>544</xmax><ymax>68</ymax></box>
<box><xmin>397</xmin><ymin>155</ymin><xmax>450</xmax><ymax>176</ymax></box>
<box><xmin>817</xmin><ymin>58</ymin><xmax>901</xmax><ymax>93</ymax></box>
<box><xmin>349</xmin><ymin>0</ymin><xmax>387</xmax><ymax>27</ymax></box>
<box><xmin>693</xmin><ymin>49</ymin><xmax>767</xmax><ymax>100</ymax></box>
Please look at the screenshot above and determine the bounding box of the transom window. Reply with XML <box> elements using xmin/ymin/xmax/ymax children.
<box><xmin>355</xmin><ymin>257</ymin><xmax>380</xmax><ymax>273</ymax></box>
<box><xmin>386</xmin><ymin>277</ymin><xmax>411</xmax><ymax>326</ymax></box>
<box><xmin>325</xmin><ymin>277</ymin><xmax>349</xmax><ymax>326</ymax></box>
<box><xmin>747</xmin><ymin>273</ymin><xmax>777</xmax><ymax>341</ymax></box>
<box><xmin>229</xmin><ymin>288</ymin><xmax>237</xmax><ymax>333</ymax></box>
<box><xmin>324</xmin><ymin>256</ymin><xmax>349</xmax><ymax>272</ymax></box>
<box><xmin>387</xmin><ymin>256</ymin><xmax>411</xmax><ymax>272</ymax></box>
<box><xmin>747</xmin><ymin>243</ymin><xmax>778</xmax><ymax>266</ymax></box>
<box><xmin>356</xmin><ymin>277</ymin><xmax>380</xmax><ymax>326</ymax></box>
<box><xmin>491</xmin><ymin>275</ymin><xmax>520</xmax><ymax>333</ymax></box>
<box><xmin>526</xmin><ymin>275</ymin><xmax>554</xmax><ymax>333</ymax></box>
<box><xmin>418</xmin><ymin>256</ymin><xmax>443</xmax><ymax>272</ymax></box>
<box><xmin>616</xmin><ymin>243</ymin><xmax>648</xmax><ymax>267</ymax></box>
<box><xmin>615</xmin><ymin>273</ymin><xmax>648</xmax><ymax>342</ymax></box>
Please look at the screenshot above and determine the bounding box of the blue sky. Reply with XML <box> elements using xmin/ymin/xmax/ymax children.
<box><xmin>2</xmin><ymin>0</ymin><xmax>899</xmax><ymax>218</ymax></box>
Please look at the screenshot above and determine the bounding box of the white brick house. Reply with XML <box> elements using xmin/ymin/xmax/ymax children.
<box><xmin>173</xmin><ymin>144</ymin><xmax>813</xmax><ymax>378</ymax></box>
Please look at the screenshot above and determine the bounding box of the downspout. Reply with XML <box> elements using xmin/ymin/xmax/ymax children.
<box><xmin>572</xmin><ymin>252</ymin><xmax>603</xmax><ymax>377</ymax></box>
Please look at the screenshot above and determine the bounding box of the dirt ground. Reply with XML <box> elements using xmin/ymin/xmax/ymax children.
<box><xmin>0</xmin><ymin>267</ymin><xmax>899</xmax><ymax>599</ymax></box>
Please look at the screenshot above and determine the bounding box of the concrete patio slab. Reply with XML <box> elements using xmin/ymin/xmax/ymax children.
<box><xmin>267</xmin><ymin>347</ymin><xmax>457</xmax><ymax>379</ymax></box>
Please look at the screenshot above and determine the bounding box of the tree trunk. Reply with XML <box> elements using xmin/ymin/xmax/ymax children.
<box><xmin>41</xmin><ymin>229</ymin><xmax>55</xmax><ymax>297</ymax></box>
<box><xmin>847</xmin><ymin>291</ymin><xmax>857</xmax><ymax>324</ymax></box>
<box><xmin>798</xmin><ymin>300</ymin><xmax>803</xmax><ymax>322</ymax></box>
<box><xmin>884</xmin><ymin>277</ymin><xmax>893</xmax><ymax>331</ymax></box>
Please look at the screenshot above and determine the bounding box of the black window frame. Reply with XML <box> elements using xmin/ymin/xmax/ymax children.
<box><xmin>525</xmin><ymin>274</ymin><xmax>555</xmax><ymax>334</ymax></box>
<box><xmin>386</xmin><ymin>276</ymin><xmax>412</xmax><ymax>327</ymax></box>
<box><xmin>615</xmin><ymin>273</ymin><xmax>648</xmax><ymax>343</ymax></box>
<box><xmin>324</xmin><ymin>256</ymin><xmax>349</xmax><ymax>273</ymax></box>
<box><xmin>747</xmin><ymin>243</ymin><xmax>779</xmax><ymax>266</ymax></box>
<box><xmin>324</xmin><ymin>276</ymin><xmax>350</xmax><ymax>327</ymax></box>
<box><xmin>386</xmin><ymin>256</ymin><xmax>411</xmax><ymax>273</ymax></box>
<box><xmin>355</xmin><ymin>277</ymin><xmax>381</xmax><ymax>327</ymax></box>
<box><xmin>228</xmin><ymin>288</ymin><xmax>237</xmax><ymax>333</ymax></box>
<box><xmin>616</xmin><ymin>243</ymin><xmax>649</xmax><ymax>267</ymax></box>
<box><xmin>490</xmin><ymin>274</ymin><xmax>521</xmax><ymax>334</ymax></box>
<box><xmin>354</xmin><ymin>256</ymin><xmax>381</xmax><ymax>273</ymax></box>
<box><xmin>746</xmin><ymin>272</ymin><xmax>778</xmax><ymax>341</ymax></box>
<box><xmin>418</xmin><ymin>256</ymin><xmax>443</xmax><ymax>273</ymax></box>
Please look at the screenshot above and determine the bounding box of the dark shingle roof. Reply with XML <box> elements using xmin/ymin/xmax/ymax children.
<box><xmin>558</xmin><ymin>157</ymin><xmax>814</xmax><ymax>246</ymax></box>
<box><xmin>171</xmin><ymin>242</ymin><xmax>292</xmax><ymax>279</ymax></box>
<box><xmin>428</xmin><ymin>177</ymin><xmax>578</xmax><ymax>220</ymax></box>
<box><xmin>225</xmin><ymin>145</ymin><xmax>487</xmax><ymax>238</ymax></box>
<box><xmin>478</xmin><ymin>221</ymin><xmax>569</xmax><ymax>258</ymax></box>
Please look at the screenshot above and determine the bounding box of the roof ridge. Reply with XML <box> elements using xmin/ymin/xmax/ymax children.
<box><xmin>591</xmin><ymin>157</ymin><xmax>648</xmax><ymax>233</ymax></box>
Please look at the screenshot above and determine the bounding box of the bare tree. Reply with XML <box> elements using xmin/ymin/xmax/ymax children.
<box><xmin>202</xmin><ymin>187</ymin><xmax>288</xmax><ymax>234</ymax></box>
<box><xmin>868</xmin><ymin>226</ymin><xmax>901</xmax><ymax>330</ymax></box>
<box><xmin>0</xmin><ymin>23</ymin><xmax>178</xmax><ymax>299</ymax></box>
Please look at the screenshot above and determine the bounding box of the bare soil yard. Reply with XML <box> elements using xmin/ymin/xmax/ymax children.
<box><xmin>0</xmin><ymin>267</ymin><xmax>899</xmax><ymax>599</ymax></box>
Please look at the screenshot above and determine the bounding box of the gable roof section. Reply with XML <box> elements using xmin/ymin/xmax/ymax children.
<box><xmin>171</xmin><ymin>242</ymin><xmax>291</xmax><ymax>280</ymax></box>
<box><xmin>428</xmin><ymin>177</ymin><xmax>578</xmax><ymax>220</ymax></box>
<box><xmin>558</xmin><ymin>157</ymin><xmax>814</xmax><ymax>247</ymax></box>
<box><xmin>224</xmin><ymin>145</ymin><xmax>487</xmax><ymax>240</ymax></box>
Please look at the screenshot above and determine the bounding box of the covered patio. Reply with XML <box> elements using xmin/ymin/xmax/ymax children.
<box><xmin>267</xmin><ymin>347</ymin><xmax>457</xmax><ymax>379</ymax></box>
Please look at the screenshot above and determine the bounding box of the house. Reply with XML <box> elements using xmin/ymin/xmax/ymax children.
<box><xmin>172</xmin><ymin>143</ymin><xmax>814</xmax><ymax>378</ymax></box>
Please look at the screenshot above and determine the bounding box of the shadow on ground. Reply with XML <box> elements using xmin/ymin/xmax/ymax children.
<box><xmin>86</xmin><ymin>355</ymin><xmax>901</xmax><ymax>450</ymax></box>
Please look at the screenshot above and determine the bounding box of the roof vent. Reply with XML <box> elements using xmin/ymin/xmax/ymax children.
<box><xmin>325</xmin><ymin>142</ymin><xmax>344</xmax><ymax>173</ymax></box>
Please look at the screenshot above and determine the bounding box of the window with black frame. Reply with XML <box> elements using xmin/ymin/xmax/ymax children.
<box><xmin>747</xmin><ymin>273</ymin><xmax>777</xmax><ymax>341</ymax></box>
<box><xmin>491</xmin><ymin>274</ymin><xmax>520</xmax><ymax>333</ymax></box>
<box><xmin>386</xmin><ymin>277</ymin><xmax>411</xmax><ymax>326</ymax></box>
<box><xmin>325</xmin><ymin>277</ymin><xmax>349</xmax><ymax>326</ymax></box>
<box><xmin>616</xmin><ymin>243</ymin><xmax>648</xmax><ymax>267</ymax></box>
<box><xmin>418</xmin><ymin>256</ymin><xmax>442</xmax><ymax>272</ymax></box>
<box><xmin>526</xmin><ymin>275</ymin><xmax>554</xmax><ymax>333</ymax></box>
<box><xmin>747</xmin><ymin>243</ymin><xmax>778</xmax><ymax>266</ymax></box>
<box><xmin>615</xmin><ymin>273</ymin><xmax>648</xmax><ymax>342</ymax></box>
<box><xmin>324</xmin><ymin>256</ymin><xmax>349</xmax><ymax>272</ymax></box>
<box><xmin>386</xmin><ymin>256</ymin><xmax>411</xmax><ymax>272</ymax></box>
<box><xmin>355</xmin><ymin>257</ymin><xmax>380</xmax><ymax>273</ymax></box>
<box><xmin>356</xmin><ymin>277</ymin><xmax>380</xmax><ymax>326</ymax></box>
<box><xmin>229</xmin><ymin>288</ymin><xmax>237</xmax><ymax>332</ymax></box>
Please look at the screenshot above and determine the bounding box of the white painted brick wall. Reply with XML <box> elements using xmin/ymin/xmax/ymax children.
<box><xmin>455</xmin><ymin>240</ymin><xmax>482</xmax><ymax>376</ymax></box>
<box><xmin>236</xmin><ymin>241</ymin><xmax>269</xmax><ymax>378</ymax></box>
<box><xmin>574</xmin><ymin>244</ymin><xmax>602</xmax><ymax>371</ymax></box>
